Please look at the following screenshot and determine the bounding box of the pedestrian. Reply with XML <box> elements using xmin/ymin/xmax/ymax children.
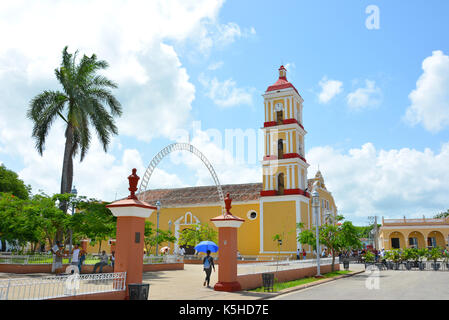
<box><xmin>71</xmin><ymin>244</ymin><xmax>80</xmax><ymax>271</ymax></box>
<box><xmin>110</xmin><ymin>251</ymin><xmax>115</xmax><ymax>270</ymax></box>
<box><xmin>78</xmin><ymin>247</ymin><xmax>86</xmax><ymax>273</ymax></box>
<box><xmin>302</xmin><ymin>249</ymin><xmax>306</xmax><ymax>260</ymax></box>
<box><xmin>93</xmin><ymin>251</ymin><xmax>109</xmax><ymax>273</ymax></box>
<box><xmin>179</xmin><ymin>247</ymin><xmax>185</xmax><ymax>256</ymax></box>
<box><xmin>51</xmin><ymin>242</ymin><xmax>64</xmax><ymax>275</ymax></box>
<box><xmin>202</xmin><ymin>250</ymin><xmax>215</xmax><ymax>288</ymax></box>
<box><xmin>296</xmin><ymin>249</ymin><xmax>300</xmax><ymax>260</ymax></box>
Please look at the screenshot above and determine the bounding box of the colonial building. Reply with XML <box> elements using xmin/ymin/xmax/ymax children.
<box><xmin>378</xmin><ymin>216</ymin><xmax>449</xmax><ymax>250</ymax></box>
<box><xmin>86</xmin><ymin>66</ymin><xmax>338</xmax><ymax>257</ymax></box>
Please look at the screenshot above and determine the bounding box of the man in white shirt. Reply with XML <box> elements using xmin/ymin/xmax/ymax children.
<box><xmin>71</xmin><ymin>244</ymin><xmax>80</xmax><ymax>270</ymax></box>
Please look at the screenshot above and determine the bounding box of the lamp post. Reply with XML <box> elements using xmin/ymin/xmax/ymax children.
<box><xmin>168</xmin><ymin>220</ymin><xmax>172</xmax><ymax>252</ymax></box>
<box><xmin>155</xmin><ymin>200</ymin><xmax>161</xmax><ymax>256</ymax></box>
<box><xmin>312</xmin><ymin>186</ymin><xmax>321</xmax><ymax>277</ymax></box>
<box><xmin>69</xmin><ymin>186</ymin><xmax>77</xmax><ymax>263</ymax></box>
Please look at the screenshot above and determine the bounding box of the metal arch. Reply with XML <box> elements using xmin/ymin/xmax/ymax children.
<box><xmin>138</xmin><ymin>143</ymin><xmax>226</xmax><ymax>215</ymax></box>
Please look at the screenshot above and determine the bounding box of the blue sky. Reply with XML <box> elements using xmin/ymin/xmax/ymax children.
<box><xmin>1</xmin><ymin>1</ymin><xmax>449</xmax><ymax>225</ymax></box>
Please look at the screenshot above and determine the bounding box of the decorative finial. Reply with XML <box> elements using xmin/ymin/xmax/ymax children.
<box><xmin>224</xmin><ymin>193</ymin><xmax>232</xmax><ymax>216</ymax></box>
<box><xmin>279</xmin><ymin>65</ymin><xmax>287</xmax><ymax>79</ymax></box>
<box><xmin>127</xmin><ymin>168</ymin><xmax>140</xmax><ymax>200</ymax></box>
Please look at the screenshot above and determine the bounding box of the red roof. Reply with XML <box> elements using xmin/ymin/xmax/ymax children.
<box><xmin>266</xmin><ymin>66</ymin><xmax>300</xmax><ymax>95</ymax></box>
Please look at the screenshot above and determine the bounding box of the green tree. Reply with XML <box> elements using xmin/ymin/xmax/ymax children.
<box><xmin>70</xmin><ymin>197</ymin><xmax>116</xmax><ymax>253</ymax></box>
<box><xmin>0</xmin><ymin>192</ymin><xmax>72</xmax><ymax>251</ymax></box>
<box><xmin>0</xmin><ymin>165</ymin><xmax>31</xmax><ymax>199</ymax></box>
<box><xmin>297</xmin><ymin>216</ymin><xmax>362</xmax><ymax>271</ymax></box>
<box><xmin>178</xmin><ymin>223</ymin><xmax>218</xmax><ymax>249</ymax></box>
<box><xmin>434</xmin><ymin>209</ymin><xmax>449</xmax><ymax>219</ymax></box>
<box><xmin>143</xmin><ymin>221</ymin><xmax>176</xmax><ymax>255</ymax></box>
<box><xmin>27</xmin><ymin>46</ymin><xmax>122</xmax><ymax>217</ymax></box>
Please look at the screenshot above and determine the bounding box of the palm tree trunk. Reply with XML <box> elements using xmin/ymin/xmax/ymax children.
<box><xmin>56</xmin><ymin>124</ymin><xmax>74</xmax><ymax>243</ymax></box>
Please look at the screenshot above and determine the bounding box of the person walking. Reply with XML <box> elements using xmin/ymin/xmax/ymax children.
<box><xmin>302</xmin><ymin>249</ymin><xmax>307</xmax><ymax>260</ymax></box>
<box><xmin>202</xmin><ymin>250</ymin><xmax>215</xmax><ymax>288</ymax></box>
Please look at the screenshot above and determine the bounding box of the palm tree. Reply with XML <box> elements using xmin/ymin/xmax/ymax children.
<box><xmin>27</xmin><ymin>46</ymin><xmax>122</xmax><ymax>217</ymax></box>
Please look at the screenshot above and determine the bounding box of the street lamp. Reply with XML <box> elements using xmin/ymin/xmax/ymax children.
<box><xmin>155</xmin><ymin>200</ymin><xmax>161</xmax><ymax>256</ymax></box>
<box><xmin>312</xmin><ymin>183</ymin><xmax>321</xmax><ymax>277</ymax></box>
<box><xmin>69</xmin><ymin>186</ymin><xmax>77</xmax><ymax>263</ymax></box>
<box><xmin>168</xmin><ymin>220</ymin><xmax>172</xmax><ymax>252</ymax></box>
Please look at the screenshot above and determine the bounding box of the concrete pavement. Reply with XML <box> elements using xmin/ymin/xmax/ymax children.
<box><xmin>0</xmin><ymin>263</ymin><xmax>364</xmax><ymax>300</ymax></box>
<box><xmin>271</xmin><ymin>265</ymin><xmax>449</xmax><ymax>300</ymax></box>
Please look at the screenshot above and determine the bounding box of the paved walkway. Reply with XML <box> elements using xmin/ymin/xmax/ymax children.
<box><xmin>0</xmin><ymin>263</ymin><xmax>364</xmax><ymax>300</ymax></box>
<box><xmin>271</xmin><ymin>266</ymin><xmax>449</xmax><ymax>300</ymax></box>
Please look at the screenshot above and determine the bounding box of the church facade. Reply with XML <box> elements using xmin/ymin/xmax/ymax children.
<box><xmin>87</xmin><ymin>66</ymin><xmax>338</xmax><ymax>257</ymax></box>
<box><xmin>139</xmin><ymin>66</ymin><xmax>338</xmax><ymax>257</ymax></box>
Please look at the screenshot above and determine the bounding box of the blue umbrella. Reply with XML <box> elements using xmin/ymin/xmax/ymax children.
<box><xmin>194</xmin><ymin>241</ymin><xmax>219</xmax><ymax>253</ymax></box>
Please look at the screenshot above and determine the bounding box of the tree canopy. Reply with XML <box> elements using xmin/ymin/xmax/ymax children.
<box><xmin>297</xmin><ymin>215</ymin><xmax>362</xmax><ymax>271</ymax></box>
<box><xmin>177</xmin><ymin>223</ymin><xmax>218</xmax><ymax>248</ymax></box>
<box><xmin>0</xmin><ymin>164</ymin><xmax>31</xmax><ymax>200</ymax></box>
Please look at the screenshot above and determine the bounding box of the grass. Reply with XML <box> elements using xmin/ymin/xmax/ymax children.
<box><xmin>249</xmin><ymin>270</ymin><xmax>352</xmax><ymax>293</ymax></box>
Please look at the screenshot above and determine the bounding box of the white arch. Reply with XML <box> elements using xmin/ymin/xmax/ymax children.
<box><xmin>138</xmin><ymin>143</ymin><xmax>226</xmax><ymax>215</ymax></box>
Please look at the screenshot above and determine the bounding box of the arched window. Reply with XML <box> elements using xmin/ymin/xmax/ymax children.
<box><xmin>277</xmin><ymin>172</ymin><xmax>284</xmax><ymax>195</ymax></box>
<box><xmin>276</xmin><ymin>110</ymin><xmax>283</xmax><ymax>125</ymax></box>
<box><xmin>278</xmin><ymin>139</ymin><xmax>284</xmax><ymax>159</ymax></box>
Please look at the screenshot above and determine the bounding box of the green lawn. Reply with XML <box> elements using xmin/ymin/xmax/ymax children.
<box><xmin>249</xmin><ymin>270</ymin><xmax>352</xmax><ymax>293</ymax></box>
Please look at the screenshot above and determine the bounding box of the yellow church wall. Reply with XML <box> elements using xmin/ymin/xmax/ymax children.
<box><xmin>143</xmin><ymin>202</ymin><xmax>261</xmax><ymax>256</ymax></box>
<box><xmin>262</xmin><ymin>200</ymin><xmax>297</xmax><ymax>253</ymax></box>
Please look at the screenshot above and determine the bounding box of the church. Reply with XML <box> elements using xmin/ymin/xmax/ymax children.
<box><xmin>88</xmin><ymin>66</ymin><xmax>338</xmax><ymax>258</ymax></box>
<box><xmin>137</xmin><ymin>66</ymin><xmax>338</xmax><ymax>258</ymax></box>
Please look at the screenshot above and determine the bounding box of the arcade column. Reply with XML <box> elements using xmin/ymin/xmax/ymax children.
<box><xmin>210</xmin><ymin>193</ymin><xmax>244</xmax><ymax>292</ymax></box>
<box><xmin>106</xmin><ymin>169</ymin><xmax>156</xmax><ymax>298</ymax></box>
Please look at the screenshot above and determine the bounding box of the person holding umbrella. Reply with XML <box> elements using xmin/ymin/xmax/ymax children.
<box><xmin>202</xmin><ymin>250</ymin><xmax>215</xmax><ymax>287</ymax></box>
<box><xmin>194</xmin><ymin>241</ymin><xmax>218</xmax><ymax>288</ymax></box>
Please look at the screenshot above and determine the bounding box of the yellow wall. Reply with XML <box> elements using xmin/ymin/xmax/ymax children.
<box><xmin>262</xmin><ymin>200</ymin><xmax>297</xmax><ymax>253</ymax></box>
<box><xmin>144</xmin><ymin>202</ymin><xmax>260</xmax><ymax>256</ymax></box>
<box><xmin>379</xmin><ymin>227</ymin><xmax>449</xmax><ymax>250</ymax></box>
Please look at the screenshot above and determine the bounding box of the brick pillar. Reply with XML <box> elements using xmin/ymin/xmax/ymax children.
<box><xmin>106</xmin><ymin>169</ymin><xmax>156</xmax><ymax>299</ymax></box>
<box><xmin>210</xmin><ymin>193</ymin><xmax>244</xmax><ymax>292</ymax></box>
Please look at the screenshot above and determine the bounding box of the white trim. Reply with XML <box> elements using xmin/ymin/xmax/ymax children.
<box><xmin>262</xmin><ymin>157</ymin><xmax>309</xmax><ymax>167</ymax></box>
<box><xmin>260</xmin><ymin>198</ymin><xmax>264</xmax><ymax>253</ymax></box>
<box><xmin>211</xmin><ymin>220</ymin><xmax>244</xmax><ymax>228</ymax></box>
<box><xmin>261</xmin><ymin>194</ymin><xmax>309</xmax><ymax>204</ymax></box>
<box><xmin>262</xmin><ymin>87</ymin><xmax>303</xmax><ymax>103</ymax></box>
<box><xmin>261</xmin><ymin>123</ymin><xmax>307</xmax><ymax>136</ymax></box>
<box><xmin>247</xmin><ymin>210</ymin><xmax>258</xmax><ymax>221</ymax></box>
<box><xmin>380</xmin><ymin>226</ymin><xmax>449</xmax><ymax>230</ymax></box>
<box><xmin>289</xmin><ymin>131</ymin><xmax>293</xmax><ymax>154</ymax></box>
<box><xmin>109</xmin><ymin>206</ymin><xmax>154</xmax><ymax>218</ymax></box>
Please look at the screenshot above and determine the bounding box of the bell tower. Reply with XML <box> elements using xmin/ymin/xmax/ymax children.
<box><xmin>261</xmin><ymin>66</ymin><xmax>309</xmax><ymax>197</ymax></box>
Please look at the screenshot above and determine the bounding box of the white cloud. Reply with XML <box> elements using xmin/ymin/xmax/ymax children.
<box><xmin>0</xmin><ymin>0</ymin><xmax>251</xmax><ymax>199</ymax></box>
<box><xmin>169</xmin><ymin>127</ymin><xmax>260</xmax><ymax>187</ymax></box>
<box><xmin>404</xmin><ymin>50</ymin><xmax>449</xmax><ymax>133</ymax></box>
<box><xmin>208</xmin><ymin>61</ymin><xmax>224</xmax><ymax>70</ymax></box>
<box><xmin>318</xmin><ymin>76</ymin><xmax>343</xmax><ymax>104</ymax></box>
<box><xmin>346</xmin><ymin>79</ymin><xmax>382</xmax><ymax>109</ymax></box>
<box><xmin>307</xmin><ymin>142</ymin><xmax>449</xmax><ymax>224</ymax></box>
<box><xmin>0</xmin><ymin>0</ymin><xmax>235</xmax><ymax>143</ymax></box>
<box><xmin>199</xmin><ymin>74</ymin><xmax>255</xmax><ymax>108</ymax></box>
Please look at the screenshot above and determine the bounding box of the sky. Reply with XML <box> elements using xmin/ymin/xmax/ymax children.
<box><xmin>1</xmin><ymin>0</ymin><xmax>449</xmax><ymax>225</ymax></box>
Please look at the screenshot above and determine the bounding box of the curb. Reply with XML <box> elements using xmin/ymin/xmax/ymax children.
<box><xmin>256</xmin><ymin>269</ymin><xmax>366</xmax><ymax>300</ymax></box>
